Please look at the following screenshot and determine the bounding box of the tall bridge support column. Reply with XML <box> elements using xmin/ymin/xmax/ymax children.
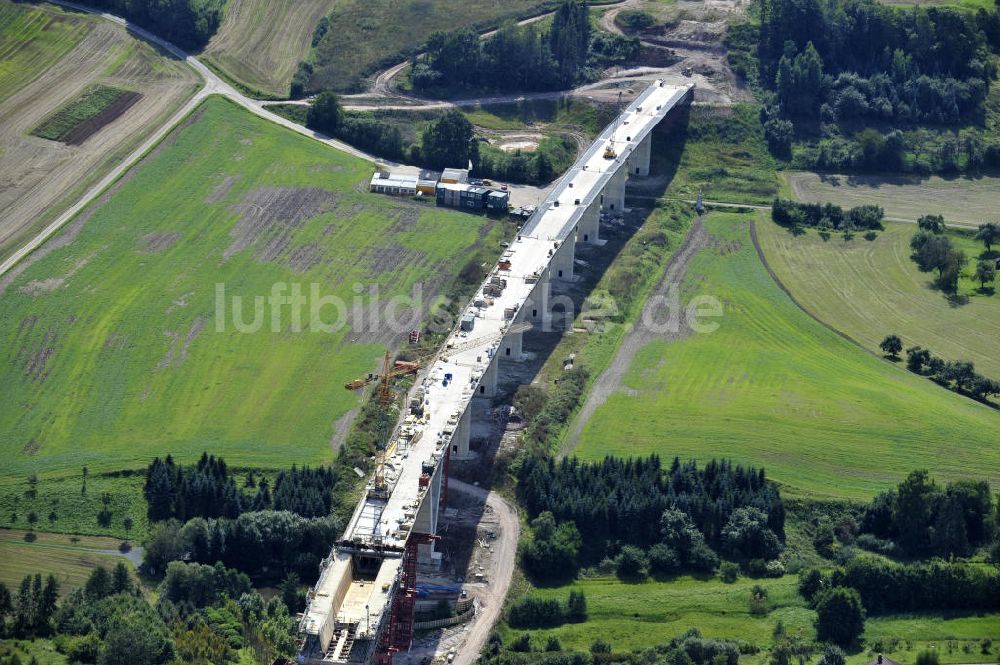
<box><xmin>577</xmin><ymin>199</ymin><xmax>600</xmax><ymax>244</ymax></box>
<box><xmin>452</xmin><ymin>406</ymin><xmax>473</xmax><ymax>459</ymax></box>
<box><xmin>523</xmin><ymin>275</ymin><xmax>549</xmax><ymax>328</ymax></box>
<box><xmin>413</xmin><ymin>474</ymin><xmax>443</xmax><ymax>565</ymax></box>
<box><xmin>550</xmin><ymin>240</ymin><xmax>574</xmax><ymax>280</ymax></box>
<box><xmin>502</xmin><ymin>329</ymin><xmax>524</xmax><ymax>362</ymax></box>
<box><xmin>632</xmin><ymin>134</ymin><xmax>652</xmax><ymax>177</ymax></box>
<box><xmin>477</xmin><ymin>354</ymin><xmax>499</xmax><ymax>398</ymax></box>
<box><xmin>603</xmin><ymin>166</ymin><xmax>627</xmax><ymax>212</ymax></box>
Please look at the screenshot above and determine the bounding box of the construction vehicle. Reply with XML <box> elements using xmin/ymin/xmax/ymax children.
<box><xmin>344</xmin><ymin>322</ymin><xmax>532</xmax><ymax>405</ymax></box>
<box><xmin>604</xmin><ymin>90</ymin><xmax>625</xmax><ymax>159</ymax></box>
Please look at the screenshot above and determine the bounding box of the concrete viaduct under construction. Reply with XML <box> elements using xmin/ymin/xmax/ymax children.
<box><xmin>297</xmin><ymin>80</ymin><xmax>694</xmax><ymax>665</ymax></box>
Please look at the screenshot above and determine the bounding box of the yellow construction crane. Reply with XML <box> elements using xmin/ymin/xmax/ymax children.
<box><xmin>344</xmin><ymin>349</ymin><xmax>422</xmax><ymax>406</ymax></box>
<box><xmin>344</xmin><ymin>322</ymin><xmax>532</xmax><ymax>405</ymax></box>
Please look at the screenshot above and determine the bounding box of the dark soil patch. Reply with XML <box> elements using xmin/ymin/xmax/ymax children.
<box><xmin>157</xmin><ymin>316</ymin><xmax>206</xmax><ymax>370</ymax></box>
<box><xmin>205</xmin><ymin>175</ymin><xmax>240</xmax><ymax>204</ymax></box>
<box><xmin>16</xmin><ymin>323</ymin><xmax>62</xmax><ymax>384</ymax></box>
<box><xmin>287</xmin><ymin>242</ymin><xmax>324</xmax><ymax>273</ymax></box>
<box><xmin>64</xmin><ymin>91</ymin><xmax>142</xmax><ymax>145</ymax></box>
<box><xmin>224</xmin><ymin>187</ymin><xmax>338</xmax><ymax>263</ymax></box>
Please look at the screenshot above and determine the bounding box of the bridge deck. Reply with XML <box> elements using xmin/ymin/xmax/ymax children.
<box><xmin>301</xmin><ymin>80</ymin><xmax>693</xmax><ymax>657</ymax></box>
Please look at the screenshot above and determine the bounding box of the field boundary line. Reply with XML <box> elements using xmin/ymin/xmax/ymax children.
<box><xmin>750</xmin><ymin>219</ymin><xmax>882</xmax><ymax>359</ymax></box>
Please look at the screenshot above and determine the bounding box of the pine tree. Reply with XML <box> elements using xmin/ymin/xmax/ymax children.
<box><xmin>14</xmin><ymin>576</ymin><xmax>32</xmax><ymax>636</ymax></box>
<box><xmin>112</xmin><ymin>562</ymin><xmax>131</xmax><ymax>594</ymax></box>
<box><xmin>0</xmin><ymin>582</ymin><xmax>12</xmax><ymax>624</ymax></box>
<box><xmin>38</xmin><ymin>575</ymin><xmax>58</xmax><ymax>634</ymax></box>
<box><xmin>145</xmin><ymin>459</ymin><xmax>176</xmax><ymax>521</ymax></box>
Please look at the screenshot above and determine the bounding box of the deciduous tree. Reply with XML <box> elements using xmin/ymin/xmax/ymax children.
<box><xmin>814</xmin><ymin>587</ymin><xmax>865</xmax><ymax>646</ymax></box>
<box><xmin>976</xmin><ymin>222</ymin><xmax>1000</xmax><ymax>252</ymax></box>
<box><xmin>880</xmin><ymin>334</ymin><xmax>903</xmax><ymax>358</ymax></box>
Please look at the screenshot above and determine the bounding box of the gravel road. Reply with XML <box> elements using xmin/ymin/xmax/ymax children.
<box><xmin>448</xmin><ymin>479</ymin><xmax>520</xmax><ymax>665</ymax></box>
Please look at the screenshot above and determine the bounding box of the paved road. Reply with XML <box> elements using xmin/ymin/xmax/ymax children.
<box><xmin>448</xmin><ymin>479</ymin><xmax>519</xmax><ymax>665</ymax></box>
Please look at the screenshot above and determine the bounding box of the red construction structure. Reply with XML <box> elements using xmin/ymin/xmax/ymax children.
<box><xmin>374</xmin><ymin>532</ymin><xmax>439</xmax><ymax>665</ymax></box>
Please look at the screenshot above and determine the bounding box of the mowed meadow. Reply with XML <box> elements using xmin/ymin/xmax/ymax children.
<box><xmin>508</xmin><ymin>574</ymin><xmax>1000</xmax><ymax>664</ymax></box>
<box><xmin>0</xmin><ymin>1</ymin><xmax>89</xmax><ymax>105</ymax></box>
<box><xmin>758</xmin><ymin>221</ymin><xmax>1000</xmax><ymax>379</ymax></box>
<box><xmin>0</xmin><ymin>96</ymin><xmax>501</xmax><ymax>485</ymax></box>
<box><xmin>567</xmin><ymin>213</ymin><xmax>1000</xmax><ymax>501</ymax></box>
<box><xmin>202</xmin><ymin>0</ymin><xmax>335</xmax><ymax>97</ymax></box>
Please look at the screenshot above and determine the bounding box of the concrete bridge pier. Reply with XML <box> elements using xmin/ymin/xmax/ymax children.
<box><xmin>523</xmin><ymin>275</ymin><xmax>549</xmax><ymax>327</ymax></box>
<box><xmin>577</xmin><ymin>199</ymin><xmax>601</xmax><ymax>244</ymax></box>
<box><xmin>477</xmin><ymin>353</ymin><xmax>499</xmax><ymax>398</ymax></box>
<box><xmin>501</xmin><ymin>329</ymin><xmax>524</xmax><ymax>361</ymax></box>
<box><xmin>452</xmin><ymin>406</ymin><xmax>472</xmax><ymax>459</ymax></box>
<box><xmin>550</xmin><ymin>239</ymin><xmax>575</xmax><ymax>281</ymax></box>
<box><xmin>631</xmin><ymin>134</ymin><xmax>652</xmax><ymax>177</ymax></box>
<box><xmin>413</xmin><ymin>467</ymin><xmax>444</xmax><ymax>564</ymax></box>
<box><xmin>603</xmin><ymin>167</ymin><xmax>627</xmax><ymax>212</ymax></box>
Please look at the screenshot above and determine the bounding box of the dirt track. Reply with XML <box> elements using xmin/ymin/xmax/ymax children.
<box><xmin>447</xmin><ymin>479</ymin><xmax>519</xmax><ymax>665</ymax></box>
<box><xmin>0</xmin><ymin>5</ymin><xmax>199</xmax><ymax>261</ymax></box>
<box><xmin>329</xmin><ymin>0</ymin><xmax>751</xmax><ymax>111</ymax></box>
<box><xmin>563</xmin><ymin>217</ymin><xmax>708</xmax><ymax>452</ymax></box>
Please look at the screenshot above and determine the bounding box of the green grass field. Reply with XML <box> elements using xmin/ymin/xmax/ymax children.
<box><xmin>567</xmin><ymin>212</ymin><xmax>1000</xmax><ymax>501</ymax></box>
<box><xmin>0</xmin><ymin>96</ymin><xmax>501</xmax><ymax>489</ymax></box>
<box><xmin>0</xmin><ymin>529</ymin><xmax>135</xmax><ymax>594</ymax></box>
<box><xmin>505</xmin><ymin>574</ymin><xmax>1000</xmax><ymax>663</ymax></box>
<box><xmin>0</xmin><ymin>639</ymin><xmax>67</xmax><ymax>665</ymax></box>
<box><xmin>662</xmin><ymin>105</ymin><xmax>780</xmax><ymax>206</ymax></box>
<box><xmin>309</xmin><ymin>0</ymin><xmax>596</xmax><ymax>93</ymax></box>
<box><xmin>31</xmin><ymin>84</ymin><xmax>134</xmax><ymax>142</ymax></box>
<box><xmin>0</xmin><ymin>1</ymin><xmax>92</xmax><ymax>105</ymax></box>
<box><xmin>0</xmin><ymin>473</ymin><xmax>147</xmax><ymax>541</ymax></box>
<box><xmin>878</xmin><ymin>0</ymin><xmax>995</xmax><ymax>10</ymax></box>
<box><xmin>757</xmin><ymin>221</ymin><xmax>1000</xmax><ymax>379</ymax></box>
<box><xmin>462</xmin><ymin>99</ymin><xmax>608</xmax><ymax>135</ymax></box>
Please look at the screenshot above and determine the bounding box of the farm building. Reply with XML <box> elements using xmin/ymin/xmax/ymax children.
<box><xmin>369</xmin><ymin>171</ymin><xmax>418</xmax><ymax>196</ymax></box>
<box><xmin>440</xmin><ymin>168</ymin><xmax>470</xmax><ymax>184</ymax></box>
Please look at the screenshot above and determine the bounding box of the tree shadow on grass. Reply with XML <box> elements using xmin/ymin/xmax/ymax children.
<box><xmin>945</xmin><ymin>292</ymin><xmax>970</xmax><ymax>307</ymax></box>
